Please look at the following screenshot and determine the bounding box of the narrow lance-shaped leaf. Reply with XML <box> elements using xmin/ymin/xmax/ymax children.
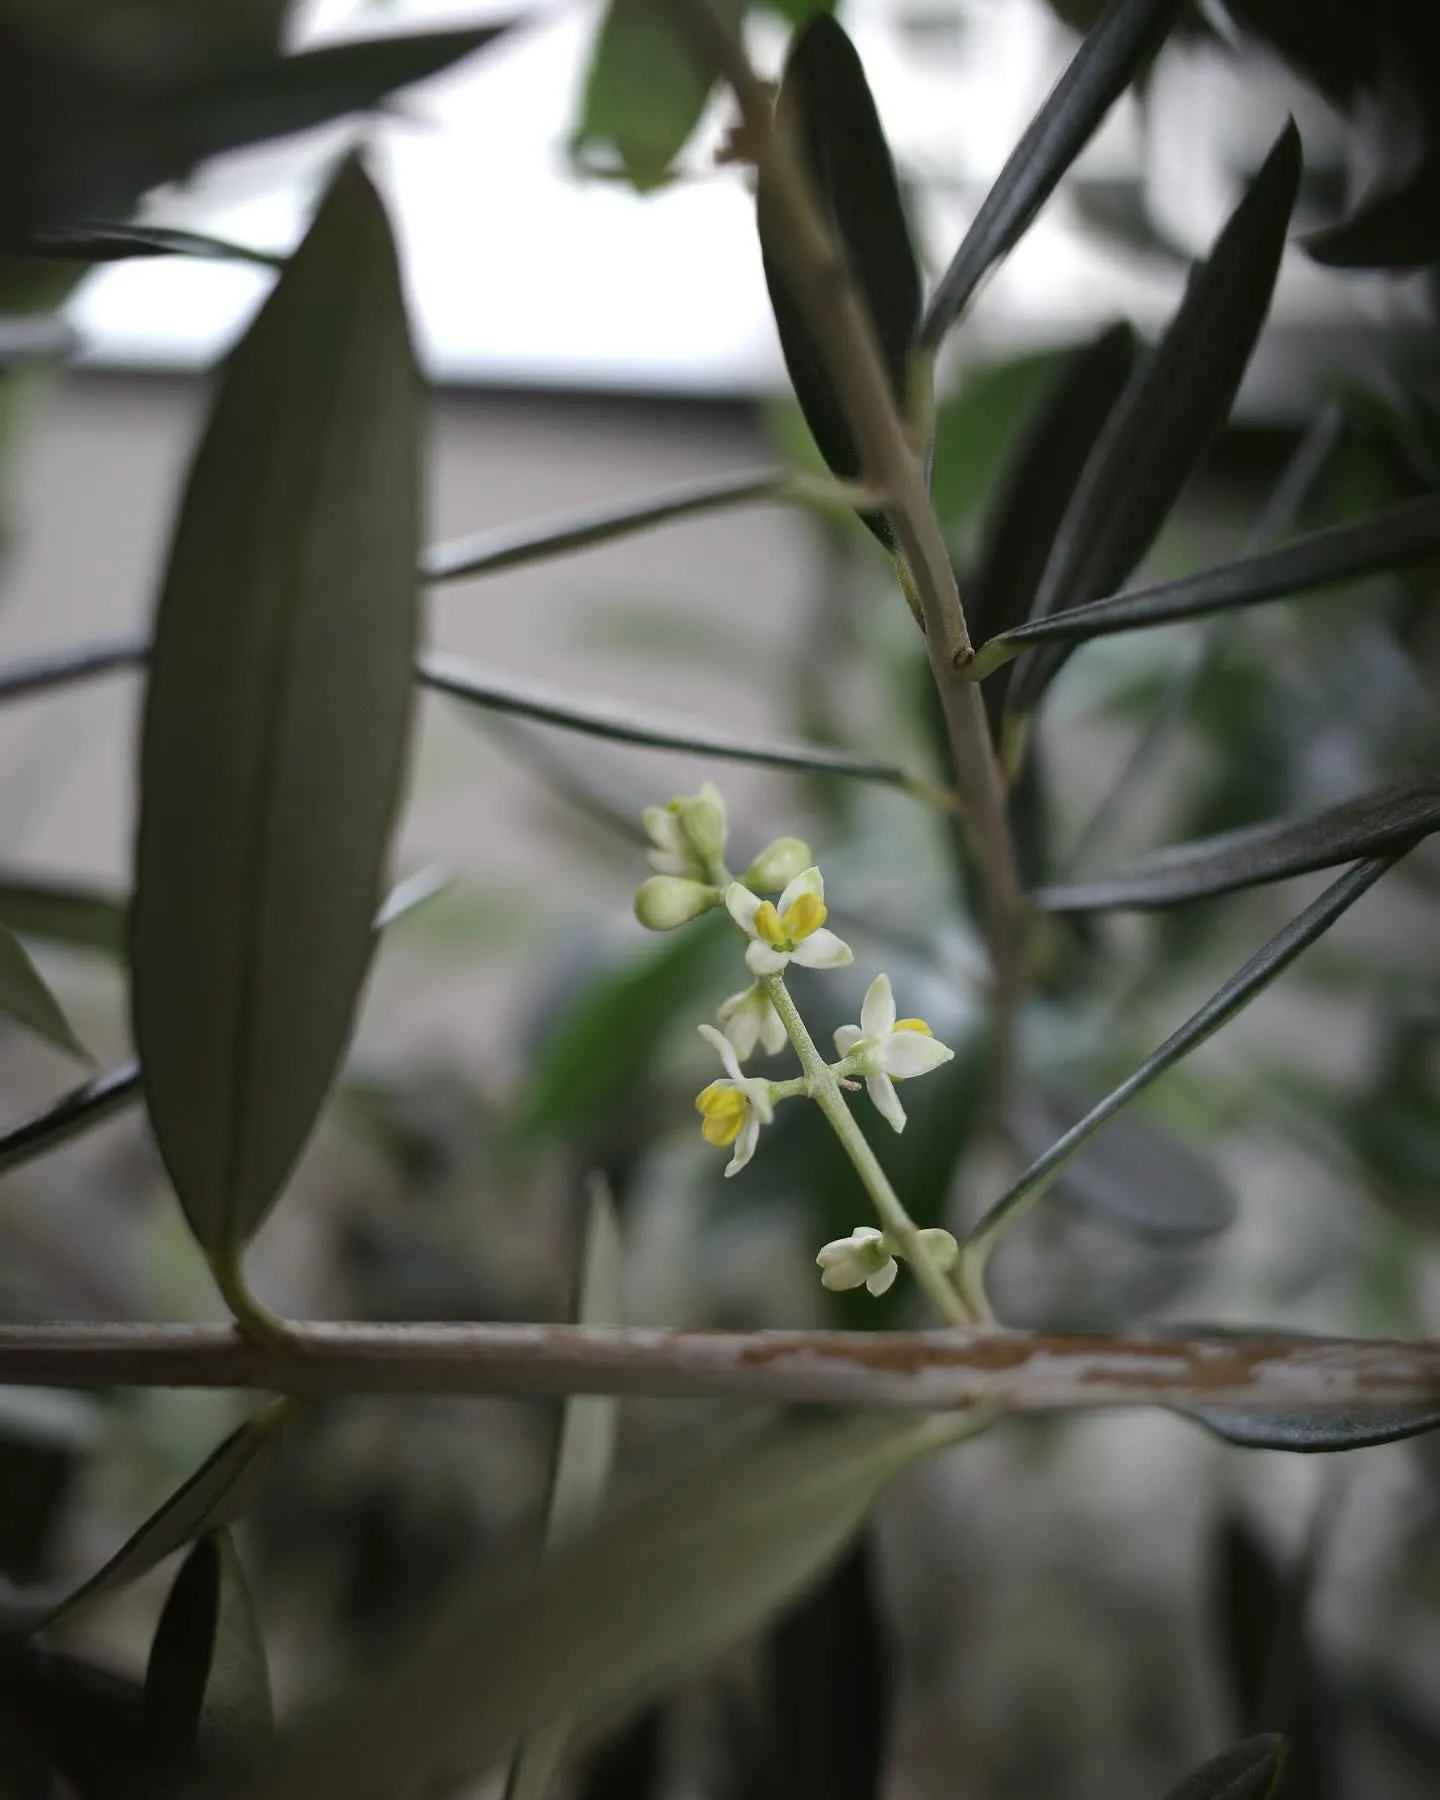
<box><xmin>0</xmin><ymin>875</ymin><xmax>126</xmax><ymax>958</ymax></box>
<box><xmin>965</xmin><ymin>321</ymin><xmax>1138</xmax><ymax>737</ymax></box>
<box><xmin>25</xmin><ymin>221</ymin><xmax>285</xmax><ymax>270</ymax></box>
<box><xmin>242</xmin><ymin>1411</ymin><xmax>984</xmax><ymax>1800</ymax></box>
<box><xmin>0</xmin><ymin>924</ymin><xmax>89</xmax><ymax>1059</ymax></box>
<box><xmin>971</xmin><ymin>491</ymin><xmax>1440</xmax><ymax>676</ymax></box>
<box><xmin>131</xmin><ymin>159</ymin><xmax>420</xmax><ymax>1272</ymax></box>
<box><xmin>1160</xmin><ymin>1737</ymin><xmax>1288</xmax><ymax>1800</ymax></box>
<box><xmin>758</xmin><ymin>13</ymin><xmax>920</xmax><ymax>548</ymax></box>
<box><xmin>31</xmin><ymin>1401</ymin><xmax>296</xmax><ymax>1636</ymax></box>
<box><xmin>505</xmin><ymin>1182</ymin><xmax>624</xmax><ymax>1800</ymax></box>
<box><xmin>963</xmin><ymin>853</ymin><xmax>1404</xmax><ymax>1265</ymax></box>
<box><xmin>1037</xmin><ymin>775</ymin><xmax>1440</xmax><ymax>913</ymax></box>
<box><xmin>144</xmin><ymin>1530</ymin><xmax>274</xmax><ymax>1769</ymax></box>
<box><xmin>920</xmin><ymin>0</ymin><xmax>1184</xmax><ymax>346</ymax></box>
<box><xmin>1005</xmin><ymin>122</ymin><xmax>1302</xmax><ymax>717</ymax></box>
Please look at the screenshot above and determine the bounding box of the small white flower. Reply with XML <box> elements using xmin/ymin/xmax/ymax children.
<box><xmin>725</xmin><ymin>867</ymin><xmax>853</xmax><ymax>978</ymax></box>
<box><xmin>643</xmin><ymin>782</ymin><xmax>727</xmax><ymax>878</ymax></box>
<box><xmin>717</xmin><ymin>983</ymin><xmax>788</xmax><ymax>1061</ymax></box>
<box><xmin>833</xmin><ymin>973</ymin><xmax>953</xmax><ymax>1134</ymax></box>
<box><xmin>694</xmin><ymin>1023</ymin><xmax>776</xmax><ymax>1177</ymax></box>
<box><xmin>816</xmin><ymin>1226</ymin><xmax>897</xmax><ymax>1296</ymax></box>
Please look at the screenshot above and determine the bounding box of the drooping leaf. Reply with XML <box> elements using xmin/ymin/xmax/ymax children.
<box><xmin>8</xmin><ymin>26</ymin><xmax>516</xmax><ymax>238</ymax></box>
<box><xmin>1160</xmin><ymin>1736</ymin><xmax>1287</xmax><ymax>1800</ymax></box>
<box><xmin>964</xmin><ymin>854</ymin><xmax>1402</xmax><ymax>1261</ymax></box>
<box><xmin>131</xmin><ymin>159</ymin><xmax>419</xmax><ymax>1268</ymax></box>
<box><xmin>504</xmin><ymin>1184</ymin><xmax>623</xmax><ymax>1800</ymax></box>
<box><xmin>1005</xmin><ymin>122</ymin><xmax>1302</xmax><ymax>716</ymax></box>
<box><xmin>1038</xmin><ymin>775</ymin><xmax>1440</xmax><ymax>913</ymax></box>
<box><xmin>425</xmin><ymin>471</ymin><xmax>797</xmax><ymax>584</ymax></box>
<box><xmin>965</xmin><ymin>322</ymin><xmax>1138</xmax><ymax>733</ymax></box>
<box><xmin>970</xmin><ymin>492</ymin><xmax>1440</xmax><ymax>675</ymax></box>
<box><xmin>0</xmin><ymin>874</ymin><xmax>126</xmax><ymax>957</ymax></box>
<box><xmin>34</xmin><ymin>1401</ymin><xmax>294</xmax><ymax>1635</ymax></box>
<box><xmin>920</xmin><ymin>0</ymin><xmax>1185</xmax><ymax>346</ymax></box>
<box><xmin>571</xmin><ymin>0</ymin><xmax>718</xmax><ymax>191</ymax></box>
<box><xmin>145</xmin><ymin>1530</ymin><xmax>274</xmax><ymax>1770</ymax></box>
<box><xmin>422</xmin><ymin>651</ymin><xmax>928</xmax><ymax>792</ymax></box>
<box><xmin>0</xmin><ymin>1060</ymin><xmax>141</xmax><ymax>1180</ymax></box>
<box><xmin>1013</xmin><ymin>1090</ymin><xmax>1237</xmax><ymax>1240</ymax></box>
<box><xmin>0</xmin><ymin>923</ymin><xmax>89</xmax><ymax>1059</ymax></box>
<box><xmin>758</xmin><ymin>13</ymin><xmax>920</xmax><ymax>547</ymax></box>
<box><xmin>243</xmin><ymin>1412</ymin><xmax>978</xmax><ymax>1800</ymax></box>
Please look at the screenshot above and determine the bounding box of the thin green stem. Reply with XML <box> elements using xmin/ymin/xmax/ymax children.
<box><xmin>763</xmin><ymin>975</ymin><xmax>976</xmax><ymax>1326</ymax></box>
<box><xmin>215</xmin><ymin>1247</ymin><xmax>300</xmax><ymax>1351</ymax></box>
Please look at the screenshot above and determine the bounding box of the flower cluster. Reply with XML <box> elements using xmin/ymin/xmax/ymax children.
<box><xmin>633</xmin><ymin>784</ymin><xmax>958</xmax><ymax>1294</ymax></box>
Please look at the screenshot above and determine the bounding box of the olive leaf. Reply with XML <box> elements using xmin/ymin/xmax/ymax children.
<box><xmin>244</xmin><ymin>1412</ymin><xmax>979</xmax><ymax>1800</ymax></box>
<box><xmin>131</xmin><ymin>158</ymin><xmax>419</xmax><ymax>1270</ymax></box>
<box><xmin>144</xmin><ymin>1530</ymin><xmax>274</xmax><ymax>1769</ymax></box>
<box><xmin>1005</xmin><ymin>121</ymin><xmax>1302</xmax><ymax>717</ymax></box>
<box><xmin>758</xmin><ymin>13</ymin><xmax>920</xmax><ymax>547</ymax></box>
<box><xmin>1038</xmin><ymin>775</ymin><xmax>1440</xmax><ymax>913</ymax></box>
<box><xmin>572</xmin><ymin>0</ymin><xmax>720</xmax><ymax>191</ymax></box>
<box><xmin>0</xmin><ymin>1061</ymin><xmax>142</xmax><ymax>1181</ymax></box>
<box><xmin>0</xmin><ymin>875</ymin><xmax>126</xmax><ymax>958</ymax></box>
<box><xmin>1161</xmin><ymin>1736</ymin><xmax>1288</xmax><ymax>1800</ymax></box>
<box><xmin>0</xmin><ymin>924</ymin><xmax>89</xmax><ymax>1059</ymax></box>
<box><xmin>921</xmin><ymin>0</ymin><xmax>1185</xmax><ymax>346</ymax></box>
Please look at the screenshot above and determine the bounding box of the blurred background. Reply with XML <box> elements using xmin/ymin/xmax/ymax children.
<box><xmin>2</xmin><ymin>1</ymin><xmax>1440</xmax><ymax>1796</ymax></box>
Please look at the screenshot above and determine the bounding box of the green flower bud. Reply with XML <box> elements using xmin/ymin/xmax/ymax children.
<box><xmin>911</xmin><ymin>1227</ymin><xmax>959</xmax><ymax>1271</ymax></box>
<box><xmin>677</xmin><ymin>782</ymin><xmax>728</xmax><ymax>865</ymax></box>
<box><xmin>743</xmin><ymin>835</ymin><xmax>812</xmax><ymax>892</ymax></box>
<box><xmin>634</xmin><ymin>875</ymin><xmax>717</xmax><ymax>931</ymax></box>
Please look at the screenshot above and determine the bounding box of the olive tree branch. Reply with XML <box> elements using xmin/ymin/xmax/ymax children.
<box><xmin>0</xmin><ymin>1322</ymin><xmax>1437</xmax><ymax>1416</ymax></box>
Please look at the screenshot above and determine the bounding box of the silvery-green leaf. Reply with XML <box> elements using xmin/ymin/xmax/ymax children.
<box><xmin>131</xmin><ymin>159</ymin><xmax>419</xmax><ymax>1265</ymax></box>
<box><xmin>0</xmin><ymin>923</ymin><xmax>89</xmax><ymax>1059</ymax></box>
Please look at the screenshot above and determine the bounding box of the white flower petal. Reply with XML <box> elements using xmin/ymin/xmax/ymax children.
<box><xmin>868</xmin><ymin>1072</ymin><xmax>907</xmax><ymax>1134</ymax></box>
<box><xmin>866</xmin><ymin>1259</ymin><xmax>898</xmax><ymax>1296</ymax></box>
<box><xmin>746</xmin><ymin>939</ymin><xmax>789</xmax><ymax>976</ymax></box>
<box><xmin>726</xmin><ymin>1109</ymin><xmax>760</xmax><ymax>1177</ymax></box>
<box><xmin>819</xmin><ymin>1259</ymin><xmax>865</xmax><ymax>1292</ymax></box>
<box><xmin>833</xmin><ymin>1023</ymin><xmax>865</xmax><ymax>1058</ymax></box>
<box><xmin>725</xmin><ymin>882</ymin><xmax>764</xmax><ymax>935</ymax></box>
<box><xmin>776</xmin><ymin>865</ymin><xmax>823</xmax><ymax>915</ymax></box>
<box><xmin>759</xmin><ymin>1000</ymin><xmax>789</xmax><ymax>1056</ymax></box>
<box><xmin>698</xmin><ymin>1022</ymin><xmax>746</xmax><ymax>1085</ymax></box>
<box><xmin>743</xmin><ymin>1078</ymin><xmax>775</xmax><ymax>1125</ymax></box>
<box><xmin>721</xmin><ymin>1005</ymin><xmax>760</xmax><ymax>1061</ymax></box>
<box><xmin>791</xmin><ymin>929</ymin><xmax>853</xmax><ymax>970</ymax></box>
<box><xmin>882</xmin><ymin>1032</ymin><xmax>955</xmax><ymax>1079</ymax></box>
<box><xmin>860</xmin><ymin>972</ymin><xmax>895</xmax><ymax>1038</ymax></box>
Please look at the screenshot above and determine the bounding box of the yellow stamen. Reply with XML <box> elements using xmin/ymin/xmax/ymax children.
<box><xmin>697</xmin><ymin>1082</ymin><xmax>747</xmax><ymax>1147</ymax></box>
<box><xmin>894</xmin><ymin>1017</ymin><xmax>932</xmax><ymax>1035</ymax></box>
<box><xmin>782</xmin><ymin>893</ymin><xmax>826</xmax><ymax>941</ymax></box>
<box><xmin>754</xmin><ymin>901</ymin><xmax>785</xmax><ymax>946</ymax></box>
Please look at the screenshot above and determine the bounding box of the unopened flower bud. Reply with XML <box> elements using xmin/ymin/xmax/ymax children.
<box><xmin>816</xmin><ymin>1226</ymin><xmax>897</xmax><ymax>1296</ymax></box>
<box><xmin>634</xmin><ymin>875</ymin><xmax>717</xmax><ymax>931</ymax></box>
<box><xmin>743</xmin><ymin>836</ymin><xmax>812</xmax><ymax>892</ymax></box>
<box><xmin>677</xmin><ymin>782</ymin><xmax>728</xmax><ymax>866</ymax></box>
<box><xmin>911</xmin><ymin>1228</ymin><xmax>959</xmax><ymax>1271</ymax></box>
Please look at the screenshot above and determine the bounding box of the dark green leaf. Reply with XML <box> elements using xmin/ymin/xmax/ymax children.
<box><xmin>1015</xmin><ymin>1090</ymin><xmax>1237</xmax><ymax>1239</ymax></box>
<box><xmin>966</xmin><ymin>855</ymin><xmax>1401</xmax><ymax>1260</ymax></box>
<box><xmin>245</xmin><ymin>1413</ymin><xmax>974</xmax><ymax>1800</ymax></box>
<box><xmin>1160</xmin><ymin>1736</ymin><xmax>1287</xmax><ymax>1800</ymax></box>
<box><xmin>973</xmin><ymin>492</ymin><xmax>1440</xmax><ymax>673</ymax></box>
<box><xmin>424</xmin><ymin>471</ymin><xmax>793</xmax><ymax>583</ymax></box>
<box><xmin>131</xmin><ymin>160</ymin><xmax>419</xmax><ymax>1265</ymax></box>
<box><xmin>1190</xmin><ymin>1388</ymin><xmax>1440</xmax><ymax>1453</ymax></box>
<box><xmin>965</xmin><ymin>322</ymin><xmax>1138</xmax><ymax>733</ymax></box>
<box><xmin>0</xmin><ymin>875</ymin><xmax>126</xmax><ymax>957</ymax></box>
<box><xmin>26</xmin><ymin>220</ymin><xmax>284</xmax><ymax>269</ymax></box>
<box><xmin>1038</xmin><ymin>774</ymin><xmax>1440</xmax><ymax>912</ymax></box>
<box><xmin>1220</xmin><ymin>0</ymin><xmax>1376</xmax><ymax>108</ymax></box>
<box><xmin>0</xmin><ymin>924</ymin><xmax>88</xmax><ymax>1059</ymax></box>
<box><xmin>145</xmin><ymin>1530</ymin><xmax>273</xmax><ymax>1768</ymax></box>
<box><xmin>422</xmin><ymin>650</ymin><xmax>926</xmax><ymax>791</ymax></box>
<box><xmin>1306</xmin><ymin>165</ymin><xmax>1440</xmax><ymax>269</ymax></box>
<box><xmin>572</xmin><ymin>0</ymin><xmax>716</xmax><ymax>190</ymax></box>
<box><xmin>1006</xmin><ymin>122</ymin><xmax>1301</xmax><ymax>715</ymax></box>
<box><xmin>927</xmin><ymin>347</ymin><xmax>1070</xmax><ymax>532</ymax></box>
<box><xmin>0</xmin><ymin>1060</ymin><xmax>141</xmax><ymax>1180</ymax></box>
<box><xmin>920</xmin><ymin>0</ymin><xmax>1185</xmax><ymax>347</ymax></box>
<box><xmin>759</xmin><ymin>13</ymin><xmax>920</xmax><ymax>546</ymax></box>
<box><xmin>35</xmin><ymin>1402</ymin><xmax>292</xmax><ymax>1634</ymax></box>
